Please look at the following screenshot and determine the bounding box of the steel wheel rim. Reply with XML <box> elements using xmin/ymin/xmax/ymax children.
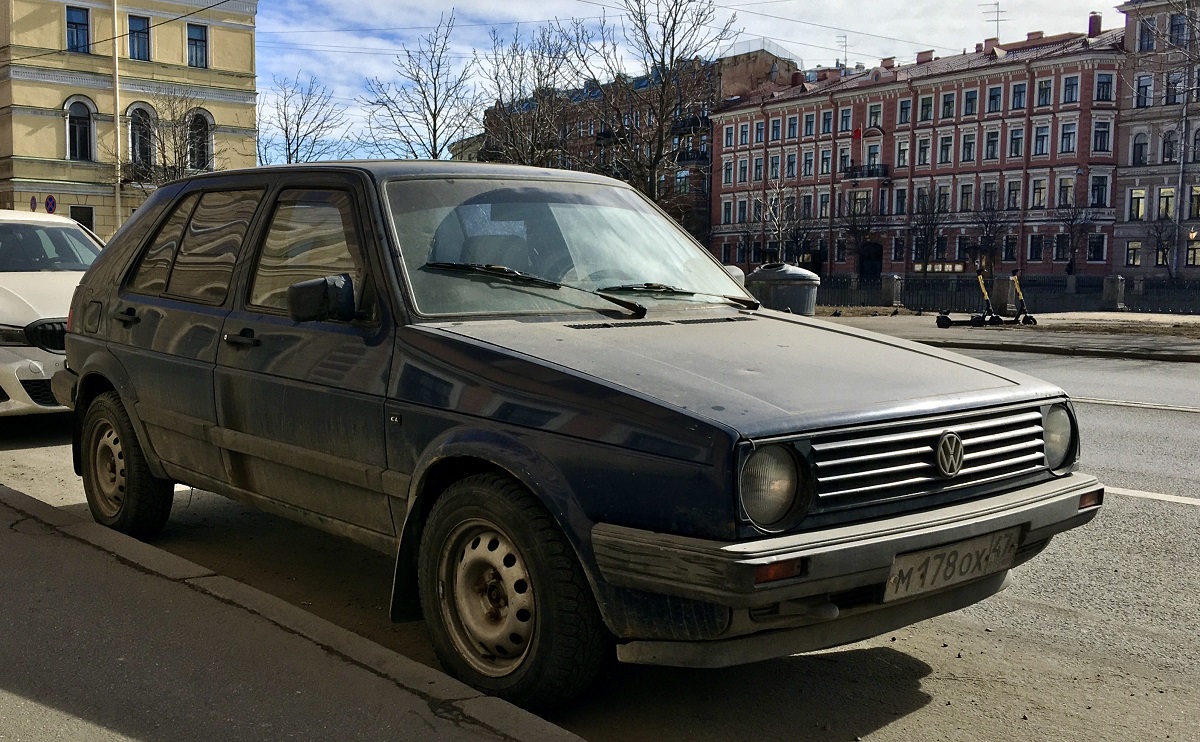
<box><xmin>437</xmin><ymin>518</ymin><xmax>535</xmax><ymax>678</ymax></box>
<box><xmin>90</xmin><ymin>421</ymin><xmax>126</xmax><ymax>519</ymax></box>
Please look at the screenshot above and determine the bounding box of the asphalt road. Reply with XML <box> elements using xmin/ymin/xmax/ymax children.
<box><xmin>2</xmin><ymin>351</ymin><xmax>1198</xmax><ymax>741</ymax></box>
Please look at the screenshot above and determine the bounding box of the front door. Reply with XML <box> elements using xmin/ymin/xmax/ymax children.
<box><xmin>858</xmin><ymin>242</ymin><xmax>884</xmax><ymax>279</ymax></box>
<box><xmin>214</xmin><ymin>179</ymin><xmax>397</xmax><ymax>545</ymax></box>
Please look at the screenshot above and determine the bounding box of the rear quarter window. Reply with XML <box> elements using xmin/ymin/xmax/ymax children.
<box><xmin>165</xmin><ymin>190</ymin><xmax>263</xmax><ymax>305</ymax></box>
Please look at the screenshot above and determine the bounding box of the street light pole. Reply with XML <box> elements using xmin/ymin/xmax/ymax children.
<box><xmin>1172</xmin><ymin>0</ymin><xmax>1197</xmax><ymax>277</ymax></box>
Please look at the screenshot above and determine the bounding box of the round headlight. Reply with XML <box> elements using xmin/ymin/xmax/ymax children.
<box><xmin>740</xmin><ymin>445</ymin><xmax>800</xmax><ymax>528</ymax></box>
<box><xmin>1044</xmin><ymin>404</ymin><xmax>1075</xmax><ymax>471</ymax></box>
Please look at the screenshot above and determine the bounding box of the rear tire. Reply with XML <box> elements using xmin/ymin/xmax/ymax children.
<box><xmin>417</xmin><ymin>473</ymin><xmax>607</xmax><ymax>711</ymax></box>
<box><xmin>80</xmin><ymin>392</ymin><xmax>173</xmax><ymax>539</ymax></box>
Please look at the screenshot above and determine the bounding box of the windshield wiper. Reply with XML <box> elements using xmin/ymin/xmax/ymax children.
<box><xmin>599</xmin><ymin>283</ymin><xmax>760</xmax><ymax>311</ymax></box>
<box><xmin>424</xmin><ymin>262</ymin><xmax>647</xmax><ymax>319</ymax></box>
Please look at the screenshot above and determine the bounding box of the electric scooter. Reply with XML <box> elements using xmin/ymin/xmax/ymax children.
<box><xmin>935</xmin><ymin>268</ymin><xmax>1003</xmax><ymax>328</ymax></box>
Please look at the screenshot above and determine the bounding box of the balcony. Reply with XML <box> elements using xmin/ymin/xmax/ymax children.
<box><xmin>674</xmin><ymin>148</ymin><xmax>708</xmax><ymax>165</ymax></box>
<box><xmin>841</xmin><ymin>164</ymin><xmax>890</xmax><ymax>180</ymax></box>
<box><xmin>671</xmin><ymin>114</ymin><xmax>710</xmax><ymax>135</ymax></box>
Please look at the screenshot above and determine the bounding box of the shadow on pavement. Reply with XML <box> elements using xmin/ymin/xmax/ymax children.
<box><xmin>0</xmin><ymin>413</ymin><xmax>71</xmax><ymax>451</ymax></box>
<box><xmin>545</xmin><ymin>647</ymin><xmax>932</xmax><ymax>741</ymax></box>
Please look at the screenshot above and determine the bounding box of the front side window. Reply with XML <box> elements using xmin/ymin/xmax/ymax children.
<box><xmin>839</xmin><ymin>109</ymin><xmax>852</xmax><ymax>132</ymax></box>
<box><xmin>1170</xmin><ymin>13</ymin><xmax>1188</xmax><ymax>46</ymax></box>
<box><xmin>66</xmin><ymin>7</ymin><xmax>89</xmax><ymax>53</ymax></box>
<box><xmin>1006</xmin><ymin>181</ymin><xmax>1021</xmax><ymax>210</ymax></box>
<box><xmin>896</xmin><ymin>140</ymin><xmax>909</xmax><ymax>168</ymax></box>
<box><xmin>984</xmin><ymin>131</ymin><xmax>999</xmax><ymax>160</ymax></box>
<box><xmin>754</xmin><ymin>121</ymin><xmax>765</xmax><ymax>143</ymax></box>
<box><xmin>917</xmin><ymin>138</ymin><xmax>930</xmax><ymax>165</ymax></box>
<box><xmin>130</xmin><ymin>108</ymin><xmax>154</xmax><ymax>168</ymax></box>
<box><xmin>739</xmin><ymin>124</ymin><xmax>749</xmax><ymax>145</ymax></box>
<box><xmin>787</xmin><ymin>116</ymin><xmax>798</xmax><ymax>138</ymax></box>
<box><xmin>1031</xmin><ymin>179</ymin><xmax>1047</xmax><ymax>208</ymax></box>
<box><xmin>187</xmin><ymin>24</ymin><xmax>208</xmax><ymax>68</ymax></box>
<box><xmin>1034</xmin><ymin>125</ymin><xmax>1049</xmax><ymax>156</ymax></box>
<box><xmin>1029</xmin><ymin>234</ymin><xmax>1044</xmax><ymax>261</ymax></box>
<box><xmin>1136</xmin><ymin>75</ymin><xmax>1152</xmax><ymax>107</ymax></box>
<box><xmin>250</xmin><ymin>189</ymin><xmax>373</xmax><ymax>318</ymax></box>
<box><xmin>938</xmin><ymin>135</ymin><xmax>953</xmax><ymax>164</ymax></box>
<box><xmin>803</xmin><ymin>113</ymin><xmax>814</xmax><ymax>136</ymax></box>
<box><xmin>723</xmin><ymin>126</ymin><xmax>733</xmax><ymax>148</ymax></box>
<box><xmin>898</xmin><ymin>100</ymin><xmax>911</xmax><ymax>124</ymax></box>
<box><xmin>1126</xmin><ymin>241</ymin><xmax>1142</xmax><ymax>267</ymax></box>
<box><xmin>1009</xmin><ymin>129</ymin><xmax>1024</xmax><ymax>157</ymax></box>
<box><xmin>1087</xmin><ymin>234</ymin><xmax>1106</xmax><ymax>262</ymax></box>
<box><xmin>868</xmin><ymin>104</ymin><xmax>882</xmax><ymax>127</ymax></box>
<box><xmin>821</xmin><ymin>112</ymin><xmax>832</xmax><ymax>134</ymax></box>
<box><xmin>1139</xmin><ymin>18</ymin><xmax>1156</xmax><ymax>52</ymax></box>
<box><xmin>1159</xmin><ymin>187</ymin><xmax>1176</xmax><ymax>219</ymax></box>
<box><xmin>1090</xmin><ymin>176</ymin><xmax>1109</xmax><ymax>208</ymax></box>
<box><xmin>770</xmin><ymin>119</ymin><xmax>781</xmax><ymax>141</ymax></box>
<box><xmin>129</xmin><ymin>15</ymin><xmax>150</xmax><ymax>61</ymax></box>
<box><xmin>940</xmin><ymin>93</ymin><xmax>955</xmax><ymax>119</ymax></box>
<box><xmin>918</xmin><ymin>96</ymin><xmax>933</xmax><ymax>121</ymax></box>
<box><xmin>962</xmin><ymin>133</ymin><xmax>976</xmax><ymax>162</ymax></box>
<box><xmin>67</xmin><ymin>101</ymin><xmax>92</xmax><ymax>160</ymax></box>
<box><xmin>1163</xmin><ymin>131</ymin><xmax>1178</xmax><ymax>163</ymax></box>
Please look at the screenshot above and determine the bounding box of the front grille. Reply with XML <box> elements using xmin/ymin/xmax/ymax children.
<box><xmin>807</xmin><ymin>405</ymin><xmax>1046</xmax><ymax>515</ymax></box>
<box><xmin>25</xmin><ymin>319</ymin><xmax>67</xmax><ymax>353</ymax></box>
<box><xmin>20</xmin><ymin>380</ymin><xmax>59</xmax><ymax>407</ymax></box>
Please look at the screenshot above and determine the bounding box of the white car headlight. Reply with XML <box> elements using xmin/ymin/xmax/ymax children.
<box><xmin>1044</xmin><ymin>404</ymin><xmax>1076</xmax><ymax>472</ymax></box>
<box><xmin>740</xmin><ymin>445</ymin><xmax>805</xmax><ymax>529</ymax></box>
<box><xmin>0</xmin><ymin>325</ymin><xmax>29</xmax><ymax>346</ymax></box>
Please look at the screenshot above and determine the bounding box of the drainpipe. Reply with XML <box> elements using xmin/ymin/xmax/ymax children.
<box><xmin>1173</xmin><ymin>85</ymin><xmax>1193</xmax><ymax>278</ymax></box>
<box><xmin>111</xmin><ymin>0</ymin><xmax>122</xmax><ymax>233</ymax></box>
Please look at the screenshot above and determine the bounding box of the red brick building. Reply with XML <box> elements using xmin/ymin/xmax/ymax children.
<box><xmin>710</xmin><ymin>15</ymin><xmax>1124</xmax><ymax>279</ymax></box>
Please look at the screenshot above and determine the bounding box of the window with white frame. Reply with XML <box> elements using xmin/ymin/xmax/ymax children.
<box><xmin>1092</xmin><ymin>120</ymin><xmax>1111</xmax><ymax>153</ymax></box>
<box><xmin>66</xmin><ymin>99</ymin><xmax>94</xmax><ymax>160</ymax></box>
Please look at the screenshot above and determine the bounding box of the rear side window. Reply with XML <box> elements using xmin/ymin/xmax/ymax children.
<box><xmin>165</xmin><ymin>189</ymin><xmax>263</xmax><ymax>305</ymax></box>
<box><xmin>127</xmin><ymin>193</ymin><xmax>200</xmax><ymax>294</ymax></box>
<box><xmin>248</xmin><ymin>189</ymin><xmax>375</xmax><ymax>318</ymax></box>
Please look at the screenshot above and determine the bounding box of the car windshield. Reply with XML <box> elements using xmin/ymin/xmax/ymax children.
<box><xmin>0</xmin><ymin>222</ymin><xmax>101</xmax><ymax>272</ymax></box>
<box><xmin>385</xmin><ymin>177</ymin><xmax>748</xmax><ymax>317</ymax></box>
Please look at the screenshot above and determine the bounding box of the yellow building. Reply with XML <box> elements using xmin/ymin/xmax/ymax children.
<box><xmin>0</xmin><ymin>0</ymin><xmax>257</xmax><ymax>237</ymax></box>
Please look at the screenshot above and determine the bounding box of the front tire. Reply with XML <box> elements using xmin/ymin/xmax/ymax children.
<box><xmin>417</xmin><ymin>473</ymin><xmax>607</xmax><ymax>710</ymax></box>
<box><xmin>80</xmin><ymin>392</ymin><xmax>174</xmax><ymax>539</ymax></box>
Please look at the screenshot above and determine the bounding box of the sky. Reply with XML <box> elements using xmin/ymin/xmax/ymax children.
<box><xmin>253</xmin><ymin>0</ymin><xmax>1126</xmax><ymax>134</ymax></box>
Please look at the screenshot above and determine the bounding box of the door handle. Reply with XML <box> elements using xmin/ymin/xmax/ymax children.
<box><xmin>109</xmin><ymin>307</ymin><xmax>140</xmax><ymax>325</ymax></box>
<box><xmin>222</xmin><ymin>330</ymin><xmax>261</xmax><ymax>348</ymax></box>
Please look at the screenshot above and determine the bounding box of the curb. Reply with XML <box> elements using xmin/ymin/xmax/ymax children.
<box><xmin>915</xmin><ymin>338</ymin><xmax>1200</xmax><ymax>363</ymax></box>
<box><xmin>0</xmin><ymin>484</ymin><xmax>581</xmax><ymax>742</ymax></box>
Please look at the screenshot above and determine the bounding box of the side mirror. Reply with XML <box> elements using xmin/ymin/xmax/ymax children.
<box><xmin>286</xmin><ymin>274</ymin><xmax>356</xmax><ymax>323</ymax></box>
<box><xmin>724</xmin><ymin>265</ymin><xmax>746</xmax><ymax>287</ymax></box>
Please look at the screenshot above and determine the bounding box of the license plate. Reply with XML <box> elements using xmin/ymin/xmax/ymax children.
<box><xmin>883</xmin><ymin>527</ymin><xmax>1020</xmax><ymax>602</ymax></box>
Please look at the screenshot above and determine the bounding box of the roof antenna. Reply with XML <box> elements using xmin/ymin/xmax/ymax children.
<box><xmin>979</xmin><ymin>2</ymin><xmax>1009</xmax><ymax>40</ymax></box>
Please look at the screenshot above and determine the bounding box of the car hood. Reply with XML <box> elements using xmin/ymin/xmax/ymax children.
<box><xmin>430</xmin><ymin>310</ymin><xmax>1064</xmax><ymax>438</ymax></box>
<box><xmin>0</xmin><ymin>272</ymin><xmax>81</xmax><ymax>326</ymax></box>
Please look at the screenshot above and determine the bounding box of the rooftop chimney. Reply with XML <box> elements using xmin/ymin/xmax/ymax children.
<box><xmin>791</xmin><ymin>71</ymin><xmax>804</xmax><ymax>86</ymax></box>
<box><xmin>983</xmin><ymin>37</ymin><xmax>999</xmax><ymax>53</ymax></box>
<box><xmin>1088</xmin><ymin>12</ymin><xmax>1102</xmax><ymax>38</ymax></box>
<box><xmin>1027</xmin><ymin>31</ymin><xmax>1044</xmax><ymax>42</ymax></box>
<box><xmin>881</xmin><ymin>56</ymin><xmax>895</xmax><ymax>69</ymax></box>
<box><xmin>975</xmin><ymin>43</ymin><xmax>984</xmax><ymax>53</ymax></box>
<box><xmin>916</xmin><ymin>49</ymin><xmax>935</xmax><ymax>64</ymax></box>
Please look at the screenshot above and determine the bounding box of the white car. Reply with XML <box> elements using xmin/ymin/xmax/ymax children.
<box><xmin>0</xmin><ymin>209</ymin><xmax>102</xmax><ymax>415</ymax></box>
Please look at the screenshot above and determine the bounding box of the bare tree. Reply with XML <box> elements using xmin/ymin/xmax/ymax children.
<box><xmin>258</xmin><ymin>74</ymin><xmax>354</xmax><ymax>165</ymax></box>
<box><xmin>1147</xmin><ymin>216</ymin><xmax>1180</xmax><ymax>277</ymax></box>
<box><xmin>837</xmin><ymin>191</ymin><xmax>881</xmax><ymax>268</ymax></box>
<box><xmin>116</xmin><ymin>85</ymin><xmax>225</xmax><ymax>192</ymax></box>
<box><xmin>908</xmin><ymin>187</ymin><xmax>951</xmax><ymax>272</ymax></box>
<box><xmin>361</xmin><ymin>13</ymin><xmax>483</xmax><ymax>160</ymax></box>
<box><xmin>475</xmin><ymin>26</ymin><xmax>574</xmax><ymax>167</ymax></box>
<box><xmin>558</xmin><ymin>0</ymin><xmax>736</xmax><ymax>202</ymax></box>
<box><xmin>970</xmin><ymin>191</ymin><xmax>1013</xmax><ymax>276</ymax></box>
<box><xmin>1056</xmin><ymin>198</ymin><xmax>1096</xmax><ymax>273</ymax></box>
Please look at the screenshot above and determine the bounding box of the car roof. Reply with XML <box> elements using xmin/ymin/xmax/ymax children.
<box><xmin>167</xmin><ymin>160</ymin><xmax>627</xmax><ymax>188</ymax></box>
<box><xmin>0</xmin><ymin>209</ymin><xmax>86</xmax><ymax>227</ymax></box>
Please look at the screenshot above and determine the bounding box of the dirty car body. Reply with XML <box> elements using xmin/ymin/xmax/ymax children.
<box><xmin>53</xmin><ymin>162</ymin><xmax>1102</xmax><ymax>709</ymax></box>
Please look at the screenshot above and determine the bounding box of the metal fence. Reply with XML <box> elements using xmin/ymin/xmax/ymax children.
<box><xmin>901</xmin><ymin>277</ymin><xmax>992</xmax><ymax>313</ymax></box>
<box><xmin>817</xmin><ymin>275</ymin><xmax>884</xmax><ymax>307</ymax></box>
<box><xmin>1125</xmin><ymin>278</ymin><xmax>1200</xmax><ymax>315</ymax></box>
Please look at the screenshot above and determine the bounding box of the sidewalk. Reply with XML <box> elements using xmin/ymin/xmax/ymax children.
<box><xmin>0</xmin><ymin>485</ymin><xmax>579</xmax><ymax>742</ymax></box>
<box><xmin>825</xmin><ymin>311</ymin><xmax>1200</xmax><ymax>362</ymax></box>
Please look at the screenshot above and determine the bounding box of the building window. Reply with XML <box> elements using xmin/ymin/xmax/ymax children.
<box><xmin>896</xmin><ymin>140</ymin><xmax>909</xmax><ymax>168</ymax></box>
<box><xmin>67</xmin><ymin>7</ymin><xmax>90</xmax><ymax>53</ymax></box>
<box><xmin>754</xmin><ymin>121</ymin><xmax>765</xmax><ymax>143</ymax></box>
<box><xmin>724</xmin><ymin>126</ymin><xmax>733</xmax><ymax>147</ymax></box>
<box><xmin>129</xmin><ymin>15</ymin><xmax>150</xmax><ymax>61</ymax></box>
<box><xmin>821</xmin><ymin>111</ymin><xmax>832</xmax><ymax>134</ymax></box>
<box><xmin>1059</xmin><ymin>122</ymin><xmax>1077</xmax><ymax>153</ymax></box>
<box><xmin>987</xmin><ymin>86</ymin><xmax>1002</xmax><ymax>113</ymax></box>
<box><xmin>69</xmin><ymin>205</ymin><xmax>95</xmax><ymax>232</ymax></box>
<box><xmin>835</xmin><ymin>240</ymin><xmax>847</xmax><ymax>262</ymax></box>
<box><xmin>1092</xmin><ymin>121</ymin><xmax>1111</xmax><ymax>153</ymax></box>
<box><xmin>187</xmin><ymin>114</ymin><xmax>211</xmax><ymax>169</ymax></box>
<box><xmin>738</xmin><ymin>159</ymin><xmax>748</xmax><ymax>182</ymax></box>
<box><xmin>1003</xmin><ymin>235</ymin><xmax>1018</xmax><ymax>262</ymax></box>
<box><xmin>962</xmin><ymin>133</ymin><xmax>976</xmax><ymax>162</ymax></box>
<box><xmin>938</xmin><ymin>135</ymin><xmax>953</xmax><ymax>164</ymax></box>
<box><xmin>1166</xmin><ymin>72</ymin><xmax>1184</xmax><ymax>104</ymax></box>
<box><xmin>1006</xmin><ymin>181</ymin><xmax>1021</xmax><ymax>210</ymax></box>
<box><xmin>770</xmin><ymin>118</ymin><xmax>781</xmax><ymax>141</ymax></box>
<box><xmin>959</xmin><ymin>183</ymin><xmax>974</xmax><ymax>211</ymax></box>
<box><xmin>1090</xmin><ymin>176</ymin><xmax>1109</xmax><ymax>208</ymax></box>
<box><xmin>892</xmin><ymin>237</ymin><xmax>906</xmax><ymax>262</ymax></box>
<box><xmin>1087</xmin><ymin>234</ymin><xmax>1106</xmax><ymax>262</ymax></box>
<box><xmin>722</xmin><ymin>161</ymin><xmax>732</xmax><ymax>184</ymax></box>
<box><xmin>1058</xmin><ymin>178</ymin><xmax>1074</xmax><ymax>208</ymax></box>
<box><xmin>940</xmin><ymin>93</ymin><xmax>955</xmax><ymax>119</ymax></box>
<box><xmin>785</xmin><ymin>152</ymin><xmax>796</xmax><ymax>178</ymax></box>
<box><xmin>894</xmin><ymin>188</ymin><xmax>907</xmax><ymax>215</ymax></box>
<box><xmin>187</xmin><ymin>24</ymin><xmax>208</xmax><ymax>68</ymax></box>
<box><xmin>1034</xmin><ymin>125</ymin><xmax>1049</xmax><ymax>156</ymax></box>
<box><xmin>963</xmin><ymin>90</ymin><xmax>978</xmax><ymax>116</ymax></box>
<box><xmin>1011</xmin><ymin>83</ymin><xmax>1026</xmax><ymax>109</ymax></box>
<box><xmin>1191</xmin><ymin>185</ymin><xmax>1200</xmax><ymax>219</ymax></box>
<box><xmin>801</xmin><ymin>195</ymin><xmax>813</xmax><ymax>218</ymax></box>
<box><xmin>1095</xmin><ymin>73</ymin><xmax>1114</xmax><ymax>101</ymax></box>
<box><xmin>839</xmin><ymin>109</ymin><xmax>852</xmax><ymax>132</ymax></box>
<box><xmin>1009</xmin><ymin>129</ymin><xmax>1023</xmax><ymax>157</ymax></box>
<box><xmin>1031</xmin><ymin>179</ymin><xmax>1047</xmax><ymax>208</ymax></box>
<box><xmin>753</xmin><ymin>156</ymin><xmax>763</xmax><ymax>180</ymax></box>
<box><xmin>1135</xmin><ymin>75</ymin><xmax>1152</xmax><ymax>107</ymax></box>
<box><xmin>917</xmin><ymin>138</ymin><xmax>930</xmax><ymax>165</ymax></box>
<box><xmin>839</xmin><ymin>147</ymin><xmax>851</xmax><ymax>171</ymax></box>
<box><xmin>1029</xmin><ymin>234</ymin><xmax>1044</xmax><ymax>261</ymax></box>
<box><xmin>819</xmin><ymin>149</ymin><xmax>831</xmax><ymax>174</ymax></box>
<box><xmin>769</xmin><ymin>155</ymin><xmax>780</xmax><ymax>180</ymax></box>
<box><xmin>937</xmin><ymin>185</ymin><xmax>951</xmax><ymax>211</ymax></box>
<box><xmin>1163</xmin><ymin>130</ymin><xmax>1179</xmax><ymax>163</ymax></box>
<box><xmin>868</xmin><ymin>104</ymin><xmax>882</xmax><ymax>128</ymax></box>
<box><xmin>787</xmin><ymin>116</ymin><xmax>798</xmax><ymax>138</ymax></box>
<box><xmin>802</xmin><ymin>151</ymin><xmax>813</xmax><ymax>177</ymax></box>
<box><xmin>1139</xmin><ymin>18</ymin><xmax>1156</xmax><ymax>52</ymax></box>
<box><xmin>1169</xmin><ymin>13</ymin><xmax>1188</xmax><ymax>47</ymax></box>
<box><xmin>1036</xmin><ymin>80</ymin><xmax>1052</xmax><ymax>107</ymax></box>
<box><xmin>739</xmin><ymin>124</ymin><xmax>749</xmax><ymax>145</ymax></box>
<box><xmin>935</xmin><ymin>235</ymin><xmax>948</xmax><ymax>260</ymax></box>
<box><xmin>1156</xmin><ymin>243</ymin><xmax>1170</xmax><ymax>266</ymax></box>
<box><xmin>984</xmin><ymin>131</ymin><xmax>999</xmax><ymax>160</ymax></box>
<box><xmin>1126</xmin><ymin>241</ymin><xmax>1142</xmax><ymax>267</ymax></box>
<box><xmin>918</xmin><ymin>96</ymin><xmax>933</xmax><ymax>121</ymax></box>
<box><xmin>982</xmin><ymin>182</ymin><xmax>998</xmax><ymax>210</ymax></box>
<box><xmin>67</xmin><ymin>101</ymin><xmax>92</xmax><ymax>160</ymax></box>
<box><xmin>898</xmin><ymin>100</ymin><xmax>911</xmax><ymax>124</ymax></box>
<box><xmin>803</xmin><ymin>113</ymin><xmax>814</xmax><ymax>137</ymax></box>
<box><xmin>737</xmin><ymin>200</ymin><xmax>747</xmax><ymax>223</ymax></box>
<box><xmin>867</xmin><ymin>143</ymin><xmax>880</xmax><ymax>166</ymax></box>
<box><xmin>1063</xmin><ymin>76</ymin><xmax>1079</xmax><ymax>104</ymax></box>
<box><xmin>1132</xmin><ymin>133</ymin><xmax>1149</xmax><ymax>165</ymax></box>
<box><xmin>1129</xmin><ymin>188</ymin><xmax>1146</xmax><ymax>221</ymax></box>
<box><xmin>130</xmin><ymin>107</ymin><xmax>154</xmax><ymax>168</ymax></box>
<box><xmin>721</xmin><ymin>201</ymin><xmax>732</xmax><ymax>224</ymax></box>
<box><xmin>1188</xmin><ymin>242</ymin><xmax>1200</xmax><ymax>266</ymax></box>
<box><xmin>818</xmin><ymin>193</ymin><xmax>830</xmax><ymax>218</ymax></box>
<box><xmin>1159</xmin><ymin>187</ymin><xmax>1176</xmax><ymax>219</ymax></box>
<box><xmin>1054</xmin><ymin>234</ymin><xmax>1071</xmax><ymax>261</ymax></box>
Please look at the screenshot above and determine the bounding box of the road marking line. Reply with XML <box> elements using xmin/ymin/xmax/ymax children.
<box><xmin>1073</xmin><ymin>397</ymin><xmax>1200</xmax><ymax>414</ymax></box>
<box><xmin>1106</xmin><ymin>486</ymin><xmax>1200</xmax><ymax>507</ymax></box>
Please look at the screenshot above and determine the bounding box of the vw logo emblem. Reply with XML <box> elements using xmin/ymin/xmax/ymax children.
<box><xmin>935</xmin><ymin>432</ymin><xmax>965</xmax><ymax>478</ymax></box>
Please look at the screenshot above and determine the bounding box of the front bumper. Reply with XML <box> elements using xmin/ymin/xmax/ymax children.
<box><xmin>0</xmin><ymin>347</ymin><xmax>69</xmax><ymax>416</ymax></box>
<box><xmin>592</xmin><ymin>472</ymin><xmax>1102</xmax><ymax>666</ymax></box>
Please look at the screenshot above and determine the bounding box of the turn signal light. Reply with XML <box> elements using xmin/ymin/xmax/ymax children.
<box><xmin>754</xmin><ymin>558</ymin><xmax>807</xmax><ymax>584</ymax></box>
<box><xmin>1078</xmin><ymin>489</ymin><xmax>1104</xmax><ymax>510</ymax></box>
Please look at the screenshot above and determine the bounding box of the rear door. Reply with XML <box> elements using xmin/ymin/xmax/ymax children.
<box><xmin>213</xmin><ymin>174</ymin><xmax>398</xmax><ymax>544</ymax></box>
<box><xmin>107</xmin><ymin>185</ymin><xmax>264</xmax><ymax>485</ymax></box>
